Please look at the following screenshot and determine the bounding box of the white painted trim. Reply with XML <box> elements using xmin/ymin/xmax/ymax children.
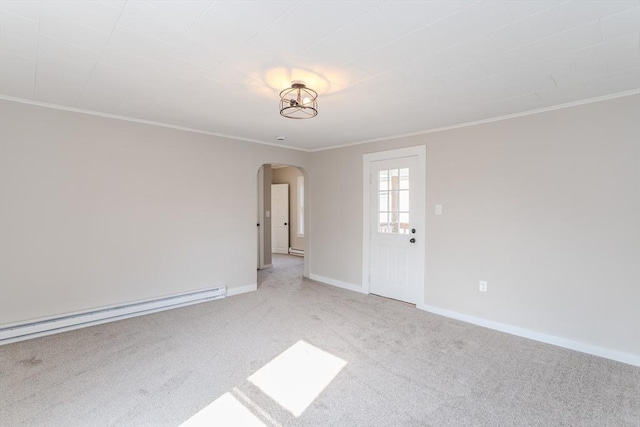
<box><xmin>309</xmin><ymin>90</ymin><xmax>640</xmax><ymax>152</ymax></box>
<box><xmin>362</xmin><ymin>156</ymin><xmax>371</xmax><ymax>295</ymax></box>
<box><xmin>226</xmin><ymin>284</ymin><xmax>257</xmax><ymax>297</ymax></box>
<box><xmin>0</xmin><ymin>287</ymin><xmax>226</xmax><ymax>345</ymax></box>
<box><xmin>418</xmin><ymin>304</ymin><xmax>640</xmax><ymax>367</ymax></box>
<box><xmin>258</xmin><ymin>166</ymin><xmax>266</xmax><ymax>270</ymax></box>
<box><xmin>0</xmin><ymin>96</ymin><xmax>310</xmax><ymax>152</ymax></box>
<box><xmin>4</xmin><ymin>90</ymin><xmax>637</xmax><ymax>154</ymax></box>
<box><xmin>362</xmin><ymin>145</ymin><xmax>426</xmax><ymax>303</ymax></box>
<box><xmin>309</xmin><ymin>274</ymin><xmax>367</xmax><ymax>294</ymax></box>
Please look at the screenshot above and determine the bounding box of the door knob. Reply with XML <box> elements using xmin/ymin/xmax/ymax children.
<box><xmin>284</xmin><ymin>222</ymin><xmax>288</xmax><ymax>226</ymax></box>
<box><xmin>411</xmin><ymin>228</ymin><xmax>416</xmax><ymax>234</ymax></box>
<box><xmin>410</xmin><ymin>238</ymin><xmax>416</xmax><ymax>243</ymax></box>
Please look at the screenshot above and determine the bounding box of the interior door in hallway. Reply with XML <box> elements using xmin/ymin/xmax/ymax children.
<box><xmin>367</xmin><ymin>150</ymin><xmax>425</xmax><ymax>304</ymax></box>
<box><xmin>271</xmin><ymin>183</ymin><xmax>289</xmax><ymax>254</ymax></box>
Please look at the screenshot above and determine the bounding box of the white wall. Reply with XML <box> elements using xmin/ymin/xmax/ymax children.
<box><xmin>309</xmin><ymin>94</ymin><xmax>640</xmax><ymax>361</ymax></box>
<box><xmin>2</xmin><ymin>94</ymin><xmax>638</xmax><ymax>363</ymax></box>
<box><xmin>0</xmin><ymin>100</ymin><xmax>308</xmax><ymax>325</ymax></box>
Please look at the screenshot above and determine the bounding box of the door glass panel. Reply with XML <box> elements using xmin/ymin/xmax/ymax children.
<box><xmin>377</xmin><ymin>168</ymin><xmax>409</xmax><ymax>234</ymax></box>
<box><xmin>399</xmin><ymin>190</ymin><xmax>409</xmax><ymax>211</ymax></box>
<box><xmin>379</xmin><ymin>213</ymin><xmax>389</xmax><ymax>233</ymax></box>
<box><xmin>399</xmin><ymin>168</ymin><xmax>409</xmax><ymax>189</ymax></box>
<box><xmin>389</xmin><ymin>190</ymin><xmax>398</xmax><ymax>213</ymax></box>
<box><xmin>379</xmin><ymin>192</ymin><xmax>388</xmax><ymax>212</ymax></box>
<box><xmin>379</xmin><ymin>171</ymin><xmax>388</xmax><ymax>191</ymax></box>
<box><xmin>399</xmin><ymin>213</ymin><xmax>410</xmax><ymax>234</ymax></box>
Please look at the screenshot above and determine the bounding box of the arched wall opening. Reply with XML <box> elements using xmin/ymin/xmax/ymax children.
<box><xmin>257</xmin><ymin>163</ymin><xmax>310</xmax><ymax>282</ymax></box>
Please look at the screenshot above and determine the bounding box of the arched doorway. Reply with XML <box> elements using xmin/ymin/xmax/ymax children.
<box><xmin>257</xmin><ymin>164</ymin><xmax>309</xmax><ymax>283</ymax></box>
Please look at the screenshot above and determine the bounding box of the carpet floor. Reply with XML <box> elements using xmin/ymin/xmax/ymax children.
<box><xmin>1</xmin><ymin>254</ymin><xmax>638</xmax><ymax>426</ymax></box>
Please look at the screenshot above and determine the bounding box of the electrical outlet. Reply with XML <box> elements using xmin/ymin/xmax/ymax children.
<box><xmin>479</xmin><ymin>281</ymin><xmax>488</xmax><ymax>292</ymax></box>
<box><xmin>435</xmin><ymin>204</ymin><xmax>443</xmax><ymax>215</ymax></box>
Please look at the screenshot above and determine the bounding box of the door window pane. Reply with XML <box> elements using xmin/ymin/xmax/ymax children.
<box><xmin>399</xmin><ymin>190</ymin><xmax>409</xmax><ymax>211</ymax></box>
<box><xmin>379</xmin><ymin>213</ymin><xmax>389</xmax><ymax>233</ymax></box>
<box><xmin>399</xmin><ymin>168</ymin><xmax>409</xmax><ymax>189</ymax></box>
<box><xmin>379</xmin><ymin>192</ymin><xmax>388</xmax><ymax>212</ymax></box>
<box><xmin>377</xmin><ymin>168</ymin><xmax>410</xmax><ymax>234</ymax></box>
<box><xmin>390</xmin><ymin>169</ymin><xmax>399</xmax><ymax>192</ymax></box>
<box><xmin>379</xmin><ymin>171</ymin><xmax>388</xmax><ymax>191</ymax></box>
<box><xmin>399</xmin><ymin>213</ymin><xmax>410</xmax><ymax>234</ymax></box>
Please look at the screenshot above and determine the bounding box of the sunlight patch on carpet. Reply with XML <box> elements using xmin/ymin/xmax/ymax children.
<box><xmin>180</xmin><ymin>392</ymin><xmax>266</xmax><ymax>427</ymax></box>
<box><xmin>247</xmin><ymin>340</ymin><xmax>347</xmax><ymax>417</ymax></box>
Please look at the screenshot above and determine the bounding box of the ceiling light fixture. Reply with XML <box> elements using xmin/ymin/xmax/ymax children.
<box><xmin>279</xmin><ymin>81</ymin><xmax>318</xmax><ymax>119</ymax></box>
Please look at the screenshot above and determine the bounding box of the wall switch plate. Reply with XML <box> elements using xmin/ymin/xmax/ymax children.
<box><xmin>266</xmin><ymin>211</ymin><xmax>270</xmax><ymax>218</ymax></box>
<box><xmin>435</xmin><ymin>204</ymin><xmax>443</xmax><ymax>215</ymax></box>
<box><xmin>479</xmin><ymin>281</ymin><xmax>488</xmax><ymax>292</ymax></box>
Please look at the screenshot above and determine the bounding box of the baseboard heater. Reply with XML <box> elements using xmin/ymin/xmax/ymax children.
<box><xmin>0</xmin><ymin>286</ymin><xmax>226</xmax><ymax>345</ymax></box>
<box><xmin>289</xmin><ymin>248</ymin><xmax>304</xmax><ymax>257</ymax></box>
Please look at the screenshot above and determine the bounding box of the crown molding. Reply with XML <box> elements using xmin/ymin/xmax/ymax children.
<box><xmin>308</xmin><ymin>89</ymin><xmax>640</xmax><ymax>152</ymax></box>
<box><xmin>2</xmin><ymin>89</ymin><xmax>638</xmax><ymax>153</ymax></box>
<box><xmin>0</xmin><ymin>95</ymin><xmax>313</xmax><ymax>152</ymax></box>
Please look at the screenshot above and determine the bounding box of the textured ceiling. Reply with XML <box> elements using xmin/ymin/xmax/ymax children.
<box><xmin>1</xmin><ymin>0</ymin><xmax>639</xmax><ymax>151</ymax></box>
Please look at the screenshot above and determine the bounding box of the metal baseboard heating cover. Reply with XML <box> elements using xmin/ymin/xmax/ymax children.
<box><xmin>0</xmin><ymin>286</ymin><xmax>226</xmax><ymax>345</ymax></box>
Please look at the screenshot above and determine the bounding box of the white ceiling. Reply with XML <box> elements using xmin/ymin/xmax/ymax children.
<box><xmin>1</xmin><ymin>1</ymin><xmax>639</xmax><ymax>151</ymax></box>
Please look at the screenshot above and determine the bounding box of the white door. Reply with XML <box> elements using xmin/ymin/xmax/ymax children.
<box><xmin>365</xmin><ymin>147</ymin><xmax>425</xmax><ymax>304</ymax></box>
<box><xmin>271</xmin><ymin>183</ymin><xmax>289</xmax><ymax>254</ymax></box>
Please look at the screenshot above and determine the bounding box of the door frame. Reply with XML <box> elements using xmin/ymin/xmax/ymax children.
<box><xmin>362</xmin><ymin>145</ymin><xmax>426</xmax><ymax>304</ymax></box>
<box><xmin>257</xmin><ymin>164</ymin><xmax>310</xmax><ymax>278</ymax></box>
<box><xmin>257</xmin><ymin>165</ymin><xmax>272</xmax><ymax>270</ymax></box>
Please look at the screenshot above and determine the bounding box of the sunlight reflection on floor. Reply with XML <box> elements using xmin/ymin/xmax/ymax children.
<box><xmin>180</xmin><ymin>392</ymin><xmax>266</xmax><ymax>427</ymax></box>
<box><xmin>248</xmin><ymin>340</ymin><xmax>347</xmax><ymax>417</ymax></box>
<box><xmin>179</xmin><ymin>340</ymin><xmax>347</xmax><ymax>425</ymax></box>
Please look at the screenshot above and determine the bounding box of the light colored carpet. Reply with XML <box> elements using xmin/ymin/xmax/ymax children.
<box><xmin>1</xmin><ymin>254</ymin><xmax>638</xmax><ymax>426</ymax></box>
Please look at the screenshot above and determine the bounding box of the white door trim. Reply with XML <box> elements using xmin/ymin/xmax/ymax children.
<box><xmin>258</xmin><ymin>166</ymin><xmax>265</xmax><ymax>269</ymax></box>
<box><xmin>362</xmin><ymin>145</ymin><xmax>426</xmax><ymax>304</ymax></box>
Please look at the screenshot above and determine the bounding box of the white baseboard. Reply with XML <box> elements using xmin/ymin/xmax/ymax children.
<box><xmin>418</xmin><ymin>304</ymin><xmax>640</xmax><ymax>367</ymax></box>
<box><xmin>227</xmin><ymin>284</ymin><xmax>257</xmax><ymax>297</ymax></box>
<box><xmin>0</xmin><ymin>287</ymin><xmax>226</xmax><ymax>345</ymax></box>
<box><xmin>309</xmin><ymin>274</ymin><xmax>367</xmax><ymax>294</ymax></box>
